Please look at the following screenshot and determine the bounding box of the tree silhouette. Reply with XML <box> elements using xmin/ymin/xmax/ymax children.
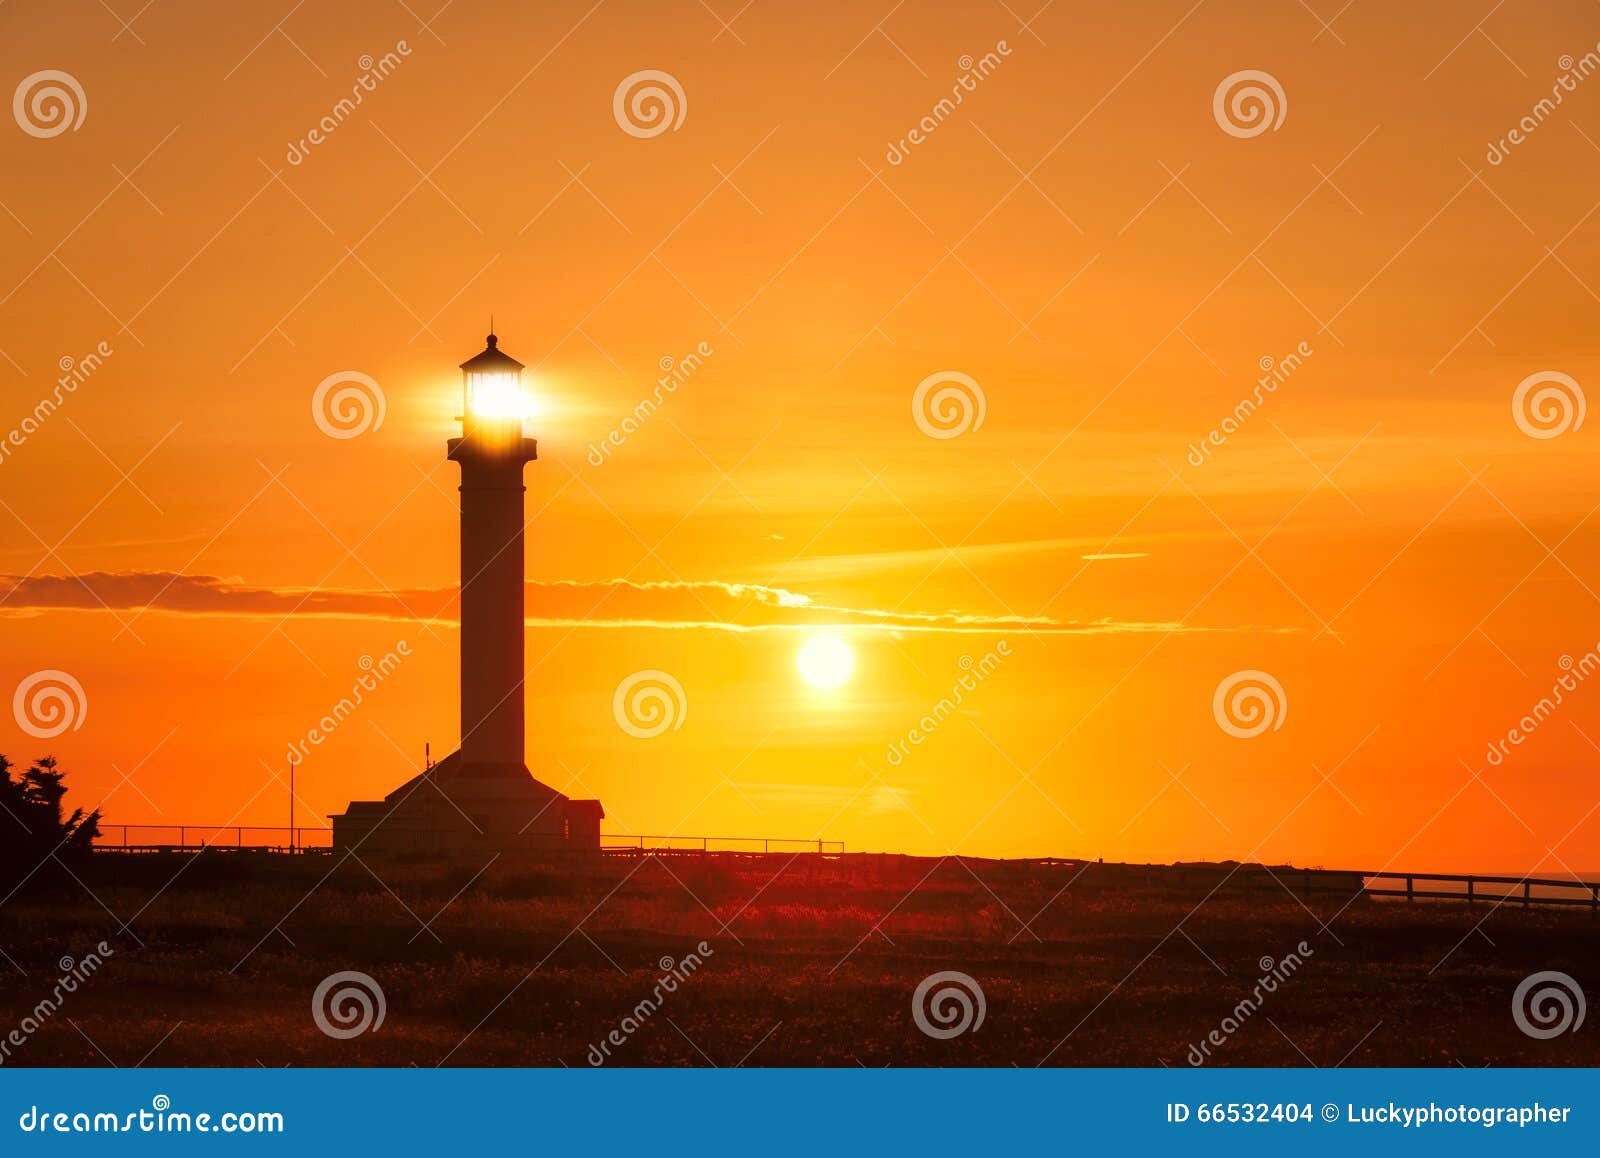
<box><xmin>0</xmin><ymin>755</ymin><xmax>100</xmax><ymax>888</ymax></box>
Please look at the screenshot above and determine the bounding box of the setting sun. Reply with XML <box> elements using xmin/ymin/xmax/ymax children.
<box><xmin>796</xmin><ymin>634</ymin><xmax>855</xmax><ymax>690</ymax></box>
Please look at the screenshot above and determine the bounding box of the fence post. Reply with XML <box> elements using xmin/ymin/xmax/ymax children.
<box><xmin>1405</xmin><ymin>875</ymin><xmax>1414</xmax><ymax>902</ymax></box>
<box><xmin>1524</xmin><ymin>880</ymin><xmax>1532</xmax><ymax>908</ymax></box>
<box><xmin>179</xmin><ymin>827</ymin><xmax>185</xmax><ymax>848</ymax></box>
<box><xmin>1467</xmin><ymin>878</ymin><xmax>1474</xmax><ymax>904</ymax></box>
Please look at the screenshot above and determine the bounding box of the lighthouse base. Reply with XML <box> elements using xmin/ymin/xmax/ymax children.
<box><xmin>330</xmin><ymin>752</ymin><xmax>604</xmax><ymax>857</ymax></box>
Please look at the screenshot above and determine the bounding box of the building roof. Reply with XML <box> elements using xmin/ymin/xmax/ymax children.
<box><xmin>459</xmin><ymin>332</ymin><xmax>524</xmax><ymax>373</ymax></box>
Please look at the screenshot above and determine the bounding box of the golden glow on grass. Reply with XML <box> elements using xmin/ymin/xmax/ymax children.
<box><xmin>797</xmin><ymin>633</ymin><xmax>855</xmax><ymax>690</ymax></box>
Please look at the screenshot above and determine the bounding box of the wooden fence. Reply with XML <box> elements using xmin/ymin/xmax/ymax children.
<box><xmin>1360</xmin><ymin>870</ymin><xmax>1600</xmax><ymax>908</ymax></box>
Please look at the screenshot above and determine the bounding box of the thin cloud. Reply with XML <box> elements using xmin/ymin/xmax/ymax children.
<box><xmin>0</xmin><ymin>571</ymin><xmax>1282</xmax><ymax>635</ymax></box>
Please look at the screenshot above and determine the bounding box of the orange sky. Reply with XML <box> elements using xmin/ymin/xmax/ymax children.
<box><xmin>5</xmin><ymin>1</ymin><xmax>1600</xmax><ymax>871</ymax></box>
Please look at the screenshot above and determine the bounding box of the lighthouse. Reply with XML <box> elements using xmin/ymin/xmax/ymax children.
<box><xmin>332</xmin><ymin>332</ymin><xmax>605</xmax><ymax>855</ymax></box>
<box><xmin>451</xmin><ymin>332</ymin><xmax>538</xmax><ymax>773</ymax></box>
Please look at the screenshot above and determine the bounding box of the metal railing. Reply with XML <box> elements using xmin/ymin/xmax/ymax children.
<box><xmin>96</xmin><ymin>824</ymin><xmax>331</xmax><ymax>852</ymax></box>
<box><xmin>600</xmin><ymin>834</ymin><xmax>844</xmax><ymax>855</ymax></box>
<box><xmin>84</xmin><ymin>834</ymin><xmax>1595</xmax><ymax>903</ymax></box>
<box><xmin>93</xmin><ymin>825</ymin><xmax>842</xmax><ymax>856</ymax></box>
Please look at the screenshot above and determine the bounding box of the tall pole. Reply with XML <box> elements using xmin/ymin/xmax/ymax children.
<box><xmin>289</xmin><ymin>755</ymin><xmax>296</xmax><ymax>852</ymax></box>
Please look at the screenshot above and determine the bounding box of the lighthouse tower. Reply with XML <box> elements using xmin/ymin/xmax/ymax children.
<box><xmin>450</xmin><ymin>332</ymin><xmax>538</xmax><ymax>774</ymax></box>
<box><xmin>332</xmin><ymin>332</ymin><xmax>604</xmax><ymax>856</ymax></box>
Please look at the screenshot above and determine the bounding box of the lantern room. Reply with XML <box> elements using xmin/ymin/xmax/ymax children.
<box><xmin>458</xmin><ymin>331</ymin><xmax>530</xmax><ymax>433</ymax></box>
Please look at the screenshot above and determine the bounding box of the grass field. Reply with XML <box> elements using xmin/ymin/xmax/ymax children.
<box><xmin>0</xmin><ymin>853</ymin><xmax>1595</xmax><ymax>1067</ymax></box>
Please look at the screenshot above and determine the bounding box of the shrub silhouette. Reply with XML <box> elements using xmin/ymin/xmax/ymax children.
<box><xmin>0</xmin><ymin>755</ymin><xmax>100</xmax><ymax>890</ymax></box>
